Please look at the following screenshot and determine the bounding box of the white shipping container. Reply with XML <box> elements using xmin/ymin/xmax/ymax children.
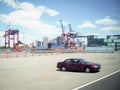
<box><xmin>107</xmin><ymin>39</ymin><xmax>113</xmax><ymax>43</ymax></box>
<box><xmin>108</xmin><ymin>43</ymin><xmax>115</xmax><ymax>47</ymax></box>
<box><xmin>104</xmin><ymin>39</ymin><xmax>107</xmax><ymax>42</ymax></box>
<box><xmin>110</xmin><ymin>36</ymin><xmax>118</xmax><ymax>39</ymax></box>
<box><xmin>113</xmin><ymin>39</ymin><xmax>120</xmax><ymax>43</ymax></box>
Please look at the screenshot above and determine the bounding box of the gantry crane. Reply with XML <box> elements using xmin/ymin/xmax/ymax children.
<box><xmin>60</xmin><ymin>20</ymin><xmax>86</xmax><ymax>49</ymax></box>
<box><xmin>3</xmin><ymin>29</ymin><xmax>19</xmax><ymax>49</ymax></box>
<box><xmin>3</xmin><ymin>29</ymin><xmax>25</xmax><ymax>51</ymax></box>
<box><xmin>60</xmin><ymin>20</ymin><xmax>66</xmax><ymax>44</ymax></box>
<box><xmin>60</xmin><ymin>20</ymin><xmax>76</xmax><ymax>48</ymax></box>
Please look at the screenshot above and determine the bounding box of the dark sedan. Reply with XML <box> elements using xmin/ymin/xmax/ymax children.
<box><xmin>57</xmin><ymin>58</ymin><xmax>101</xmax><ymax>73</ymax></box>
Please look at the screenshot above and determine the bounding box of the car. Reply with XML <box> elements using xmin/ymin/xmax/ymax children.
<box><xmin>57</xmin><ymin>58</ymin><xmax>101</xmax><ymax>73</ymax></box>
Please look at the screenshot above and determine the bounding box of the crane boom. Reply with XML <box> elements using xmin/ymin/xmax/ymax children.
<box><xmin>68</xmin><ymin>23</ymin><xmax>73</xmax><ymax>32</ymax></box>
<box><xmin>60</xmin><ymin>20</ymin><xmax>65</xmax><ymax>33</ymax></box>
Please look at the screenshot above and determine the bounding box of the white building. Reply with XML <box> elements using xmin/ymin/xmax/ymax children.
<box><xmin>43</xmin><ymin>37</ymin><xmax>48</xmax><ymax>48</ymax></box>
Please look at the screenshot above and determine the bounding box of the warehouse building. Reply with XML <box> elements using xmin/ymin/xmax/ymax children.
<box><xmin>87</xmin><ymin>35</ymin><xmax>120</xmax><ymax>51</ymax></box>
<box><xmin>87</xmin><ymin>35</ymin><xmax>107</xmax><ymax>47</ymax></box>
<box><xmin>105</xmin><ymin>35</ymin><xmax>120</xmax><ymax>50</ymax></box>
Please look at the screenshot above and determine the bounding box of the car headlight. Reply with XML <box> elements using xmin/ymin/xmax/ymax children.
<box><xmin>93</xmin><ymin>65</ymin><xmax>98</xmax><ymax>68</ymax></box>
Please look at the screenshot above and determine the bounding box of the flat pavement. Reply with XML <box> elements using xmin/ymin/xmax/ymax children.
<box><xmin>76</xmin><ymin>71</ymin><xmax>120</xmax><ymax>90</ymax></box>
<box><xmin>0</xmin><ymin>52</ymin><xmax>120</xmax><ymax>90</ymax></box>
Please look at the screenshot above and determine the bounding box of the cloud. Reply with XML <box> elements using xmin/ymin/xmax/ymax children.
<box><xmin>45</xmin><ymin>8</ymin><xmax>59</xmax><ymax>16</ymax></box>
<box><xmin>0</xmin><ymin>1</ymin><xmax>59</xmax><ymax>37</ymax></box>
<box><xmin>95</xmin><ymin>16</ymin><xmax>119</xmax><ymax>25</ymax></box>
<box><xmin>1</xmin><ymin>0</ymin><xmax>18</xmax><ymax>8</ymax></box>
<box><xmin>19</xmin><ymin>2</ymin><xmax>58</xmax><ymax>16</ymax></box>
<box><xmin>77</xmin><ymin>21</ymin><xmax>96</xmax><ymax>28</ymax></box>
<box><xmin>100</xmin><ymin>26</ymin><xmax>120</xmax><ymax>31</ymax></box>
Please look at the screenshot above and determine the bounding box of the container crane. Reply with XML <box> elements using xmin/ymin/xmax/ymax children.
<box><xmin>68</xmin><ymin>24</ymin><xmax>73</xmax><ymax>32</ymax></box>
<box><xmin>60</xmin><ymin>20</ymin><xmax>86</xmax><ymax>49</ymax></box>
<box><xmin>60</xmin><ymin>20</ymin><xmax>75</xmax><ymax>48</ymax></box>
<box><xmin>60</xmin><ymin>20</ymin><xmax>66</xmax><ymax>45</ymax></box>
<box><xmin>60</xmin><ymin>20</ymin><xmax>65</xmax><ymax>34</ymax></box>
<box><xmin>3</xmin><ymin>29</ymin><xmax>19</xmax><ymax>49</ymax></box>
<box><xmin>3</xmin><ymin>29</ymin><xmax>25</xmax><ymax>52</ymax></box>
<box><xmin>68</xmin><ymin>23</ymin><xmax>75</xmax><ymax>47</ymax></box>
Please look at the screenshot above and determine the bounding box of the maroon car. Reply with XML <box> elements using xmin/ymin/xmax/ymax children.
<box><xmin>57</xmin><ymin>58</ymin><xmax>101</xmax><ymax>73</ymax></box>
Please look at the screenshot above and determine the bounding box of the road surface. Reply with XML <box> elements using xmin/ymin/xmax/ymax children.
<box><xmin>0</xmin><ymin>52</ymin><xmax>120</xmax><ymax>90</ymax></box>
<box><xmin>74</xmin><ymin>70</ymin><xmax>120</xmax><ymax>90</ymax></box>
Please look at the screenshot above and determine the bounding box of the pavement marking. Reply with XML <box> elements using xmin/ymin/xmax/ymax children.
<box><xmin>72</xmin><ymin>69</ymin><xmax>120</xmax><ymax>90</ymax></box>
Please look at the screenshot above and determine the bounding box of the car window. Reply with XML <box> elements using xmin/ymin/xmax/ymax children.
<box><xmin>80</xmin><ymin>59</ymin><xmax>88</xmax><ymax>63</ymax></box>
<box><xmin>65</xmin><ymin>59</ymin><xmax>72</xmax><ymax>64</ymax></box>
<box><xmin>74</xmin><ymin>59</ymin><xmax>79</xmax><ymax>64</ymax></box>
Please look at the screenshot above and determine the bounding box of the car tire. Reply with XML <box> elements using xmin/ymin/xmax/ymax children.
<box><xmin>85</xmin><ymin>67</ymin><xmax>91</xmax><ymax>73</ymax></box>
<box><xmin>61</xmin><ymin>66</ymin><xmax>67</xmax><ymax>71</ymax></box>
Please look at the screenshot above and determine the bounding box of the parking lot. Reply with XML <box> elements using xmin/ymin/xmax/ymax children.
<box><xmin>0</xmin><ymin>52</ymin><xmax>120</xmax><ymax>90</ymax></box>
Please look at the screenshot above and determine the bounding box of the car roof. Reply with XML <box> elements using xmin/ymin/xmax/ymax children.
<box><xmin>66</xmin><ymin>58</ymin><xmax>83</xmax><ymax>60</ymax></box>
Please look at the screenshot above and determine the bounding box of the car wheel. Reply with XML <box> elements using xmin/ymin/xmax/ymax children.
<box><xmin>85</xmin><ymin>67</ymin><xmax>91</xmax><ymax>73</ymax></box>
<box><xmin>61</xmin><ymin>66</ymin><xmax>67</xmax><ymax>71</ymax></box>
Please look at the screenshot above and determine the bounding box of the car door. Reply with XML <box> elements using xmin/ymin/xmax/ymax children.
<box><xmin>65</xmin><ymin>59</ymin><xmax>81</xmax><ymax>71</ymax></box>
<box><xmin>64</xmin><ymin>59</ymin><xmax>73</xmax><ymax>70</ymax></box>
<box><xmin>68</xmin><ymin>59</ymin><xmax>76</xmax><ymax>71</ymax></box>
<box><xmin>72</xmin><ymin>59</ymin><xmax>81</xmax><ymax>71</ymax></box>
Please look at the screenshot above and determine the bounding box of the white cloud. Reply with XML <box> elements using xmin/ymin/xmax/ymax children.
<box><xmin>100</xmin><ymin>26</ymin><xmax>120</xmax><ymax>31</ymax></box>
<box><xmin>95</xmin><ymin>16</ymin><xmax>119</xmax><ymax>25</ymax></box>
<box><xmin>45</xmin><ymin>8</ymin><xmax>59</xmax><ymax>16</ymax></box>
<box><xmin>77</xmin><ymin>21</ymin><xmax>96</xmax><ymax>28</ymax></box>
<box><xmin>19</xmin><ymin>2</ymin><xmax>36</xmax><ymax>11</ymax></box>
<box><xmin>1</xmin><ymin>0</ymin><xmax>18</xmax><ymax>8</ymax></box>
<box><xmin>0</xmin><ymin>1</ymin><xmax>59</xmax><ymax>36</ymax></box>
<box><xmin>19</xmin><ymin>3</ymin><xmax>59</xmax><ymax>16</ymax></box>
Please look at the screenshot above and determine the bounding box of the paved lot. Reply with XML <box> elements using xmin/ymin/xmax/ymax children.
<box><xmin>0</xmin><ymin>52</ymin><xmax>120</xmax><ymax>90</ymax></box>
<box><xmin>77</xmin><ymin>71</ymin><xmax>120</xmax><ymax>90</ymax></box>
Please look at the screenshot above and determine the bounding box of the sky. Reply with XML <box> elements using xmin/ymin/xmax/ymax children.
<box><xmin>0</xmin><ymin>0</ymin><xmax>120</xmax><ymax>45</ymax></box>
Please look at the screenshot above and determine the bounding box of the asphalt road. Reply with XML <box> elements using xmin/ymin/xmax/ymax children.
<box><xmin>76</xmin><ymin>71</ymin><xmax>120</xmax><ymax>90</ymax></box>
<box><xmin>0</xmin><ymin>52</ymin><xmax>120</xmax><ymax>90</ymax></box>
